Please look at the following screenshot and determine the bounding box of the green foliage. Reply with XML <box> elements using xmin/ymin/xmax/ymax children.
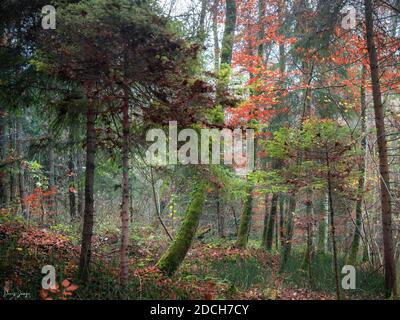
<box><xmin>211</xmin><ymin>257</ymin><xmax>272</xmax><ymax>290</ymax></box>
<box><xmin>281</xmin><ymin>249</ymin><xmax>385</xmax><ymax>299</ymax></box>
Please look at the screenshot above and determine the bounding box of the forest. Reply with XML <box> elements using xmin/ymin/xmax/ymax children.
<box><xmin>0</xmin><ymin>0</ymin><xmax>399</xmax><ymax>302</ymax></box>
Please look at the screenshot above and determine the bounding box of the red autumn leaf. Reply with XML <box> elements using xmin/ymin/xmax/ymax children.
<box><xmin>61</xmin><ymin>279</ymin><xmax>70</xmax><ymax>287</ymax></box>
<box><xmin>66</xmin><ymin>284</ymin><xmax>79</xmax><ymax>292</ymax></box>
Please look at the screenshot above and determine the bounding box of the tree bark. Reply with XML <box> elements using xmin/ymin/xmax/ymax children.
<box><xmin>16</xmin><ymin>117</ymin><xmax>28</xmax><ymax>219</ymax></box>
<box><xmin>263</xmin><ymin>193</ymin><xmax>278</xmax><ymax>250</ymax></box>
<box><xmin>281</xmin><ymin>195</ymin><xmax>296</xmax><ymax>268</ymax></box>
<box><xmin>77</xmin><ymin>152</ymin><xmax>84</xmax><ymax>218</ymax></box>
<box><xmin>349</xmin><ymin>68</ymin><xmax>367</xmax><ymax>265</ymax></box>
<box><xmin>316</xmin><ymin>192</ymin><xmax>328</xmax><ymax>254</ymax></box>
<box><xmin>216</xmin><ymin>190</ymin><xmax>225</xmax><ymax>237</ymax></box>
<box><xmin>120</xmin><ymin>88</ymin><xmax>130</xmax><ymax>285</ymax></box>
<box><xmin>237</xmin><ymin>183</ymin><xmax>253</xmax><ymax>249</ymax></box>
<box><xmin>364</xmin><ymin>0</ymin><xmax>397</xmax><ymax>298</ymax></box>
<box><xmin>47</xmin><ymin>144</ymin><xmax>57</xmax><ymax>214</ymax></box>
<box><xmin>279</xmin><ymin>194</ymin><xmax>285</xmax><ymax>247</ymax></box>
<box><xmin>9</xmin><ymin>117</ymin><xmax>17</xmax><ymax>205</ymax></box>
<box><xmin>68</xmin><ymin>158</ymin><xmax>77</xmax><ymax>221</ymax></box>
<box><xmin>326</xmin><ymin>148</ymin><xmax>341</xmax><ymax>300</ymax></box>
<box><xmin>0</xmin><ymin>105</ymin><xmax>9</xmax><ymax>207</ymax></box>
<box><xmin>220</xmin><ymin>0</ymin><xmax>237</xmax><ymax>66</ymax></box>
<box><xmin>212</xmin><ymin>0</ymin><xmax>220</xmax><ymax>74</ymax></box>
<box><xmin>197</xmin><ymin>0</ymin><xmax>208</xmax><ymax>43</ymax></box>
<box><xmin>79</xmin><ymin>95</ymin><xmax>97</xmax><ymax>282</ymax></box>
<box><xmin>156</xmin><ymin>181</ymin><xmax>207</xmax><ymax>276</ymax></box>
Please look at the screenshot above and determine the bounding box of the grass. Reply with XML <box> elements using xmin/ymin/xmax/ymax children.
<box><xmin>280</xmin><ymin>248</ymin><xmax>385</xmax><ymax>299</ymax></box>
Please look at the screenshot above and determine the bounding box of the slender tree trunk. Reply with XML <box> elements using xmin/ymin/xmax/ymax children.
<box><xmin>212</xmin><ymin>0</ymin><xmax>220</xmax><ymax>74</ymax></box>
<box><xmin>9</xmin><ymin>117</ymin><xmax>17</xmax><ymax>205</ymax></box>
<box><xmin>279</xmin><ymin>195</ymin><xmax>286</xmax><ymax>247</ymax></box>
<box><xmin>281</xmin><ymin>195</ymin><xmax>296</xmax><ymax>268</ymax></box>
<box><xmin>326</xmin><ymin>149</ymin><xmax>341</xmax><ymax>300</ymax></box>
<box><xmin>79</xmin><ymin>95</ymin><xmax>97</xmax><ymax>282</ymax></box>
<box><xmin>0</xmin><ymin>105</ymin><xmax>9</xmax><ymax>207</ymax></box>
<box><xmin>220</xmin><ymin>0</ymin><xmax>237</xmax><ymax>66</ymax></box>
<box><xmin>257</xmin><ymin>0</ymin><xmax>266</xmax><ymax>59</ymax></box>
<box><xmin>68</xmin><ymin>158</ymin><xmax>77</xmax><ymax>221</ymax></box>
<box><xmin>150</xmin><ymin>167</ymin><xmax>172</xmax><ymax>241</ymax></box>
<box><xmin>156</xmin><ymin>181</ymin><xmax>207</xmax><ymax>276</ymax></box>
<box><xmin>303</xmin><ymin>192</ymin><xmax>314</xmax><ymax>286</ymax></box>
<box><xmin>263</xmin><ymin>193</ymin><xmax>278</xmax><ymax>250</ymax></box>
<box><xmin>237</xmin><ymin>183</ymin><xmax>253</xmax><ymax>249</ymax></box>
<box><xmin>365</xmin><ymin>0</ymin><xmax>397</xmax><ymax>298</ymax></box>
<box><xmin>120</xmin><ymin>88</ymin><xmax>130</xmax><ymax>285</ymax></box>
<box><xmin>16</xmin><ymin>117</ymin><xmax>27</xmax><ymax>219</ymax></box>
<box><xmin>316</xmin><ymin>192</ymin><xmax>328</xmax><ymax>254</ymax></box>
<box><xmin>216</xmin><ymin>190</ymin><xmax>225</xmax><ymax>237</ymax></box>
<box><xmin>349</xmin><ymin>68</ymin><xmax>367</xmax><ymax>265</ymax></box>
<box><xmin>77</xmin><ymin>152</ymin><xmax>84</xmax><ymax>218</ymax></box>
<box><xmin>48</xmin><ymin>144</ymin><xmax>57</xmax><ymax>214</ymax></box>
<box><xmin>197</xmin><ymin>0</ymin><xmax>208</xmax><ymax>43</ymax></box>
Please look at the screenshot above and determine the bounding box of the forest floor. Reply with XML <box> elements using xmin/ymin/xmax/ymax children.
<box><xmin>0</xmin><ymin>215</ymin><xmax>384</xmax><ymax>300</ymax></box>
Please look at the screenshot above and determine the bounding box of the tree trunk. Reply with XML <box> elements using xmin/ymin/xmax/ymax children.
<box><xmin>326</xmin><ymin>149</ymin><xmax>341</xmax><ymax>300</ymax></box>
<box><xmin>0</xmin><ymin>105</ymin><xmax>9</xmax><ymax>207</ymax></box>
<box><xmin>316</xmin><ymin>192</ymin><xmax>328</xmax><ymax>254</ymax></box>
<box><xmin>48</xmin><ymin>144</ymin><xmax>57</xmax><ymax>214</ymax></box>
<box><xmin>257</xmin><ymin>0</ymin><xmax>266</xmax><ymax>59</ymax></box>
<box><xmin>281</xmin><ymin>195</ymin><xmax>296</xmax><ymax>268</ymax></box>
<box><xmin>68</xmin><ymin>158</ymin><xmax>77</xmax><ymax>221</ymax></box>
<box><xmin>237</xmin><ymin>183</ymin><xmax>253</xmax><ymax>249</ymax></box>
<box><xmin>263</xmin><ymin>193</ymin><xmax>278</xmax><ymax>250</ymax></box>
<box><xmin>9</xmin><ymin>117</ymin><xmax>17</xmax><ymax>205</ymax></box>
<box><xmin>156</xmin><ymin>181</ymin><xmax>207</xmax><ymax>276</ymax></box>
<box><xmin>197</xmin><ymin>0</ymin><xmax>208</xmax><ymax>43</ymax></box>
<box><xmin>216</xmin><ymin>191</ymin><xmax>225</xmax><ymax>237</ymax></box>
<box><xmin>16</xmin><ymin>117</ymin><xmax>28</xmax><ymax>219</ymax></box>
<box><xmin>303</xmin><ymin>191</ymin><xmax>314</xmax><ymax>286</ymax></box>
<box><xmin>120</xmin><ymin>88</ymin><xmax>130</xmax><ymax>285</ymax></box>
<box><xmin>279</xmin><ymin>195</ymin><xmax>285</xmax><ymax>247</ymax></box>
<box><xmin>79</xmin><ymin>95</ymin><xmax>97</xmax><ymax>282</ymax></box>
<box><xmin>212</xmin><ymin>0</ymin><xmax>220</xmax><ymax>74</ymax></box>
<box><xmin>349</xmin><ymin>68</ymin><xmax>367</xmax><ymax>265</ymax></box>
<box><xmin>220</xmin><ymin>0</ymin><xmax>237</xmax><ymax>66</ymax></box>
<box><xmin>77</xmin><ymin>152</ymin><xmax>84</xmax><ymax>218</ymax></box>
<box><xmin>364</xmin><ymin>0</ymin><xmax>397</xmax><ymax>298</ymax></box>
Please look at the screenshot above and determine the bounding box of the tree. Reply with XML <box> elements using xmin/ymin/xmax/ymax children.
<box><xmin>364</xmin><ymin>0</ymin><xmax>397</xmax><ymax>298</ymax></box>
<box><xmin>156</xmin><ymin>179</ymin><xmax>207</xmax><ymax>275</ymax></box>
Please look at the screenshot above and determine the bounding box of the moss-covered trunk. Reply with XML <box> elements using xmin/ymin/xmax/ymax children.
<box><xmin>262</xmin><ymin>193</ymin><xmax>278</xmax><ymax>250</ymax></box>
<box><xmin>220</xmin><ymin>0</ymin><xmax>237</xmax><ymax>66</ymax></box>
<box><xmin>237</xmin><ymin>183</ymin><xmax>253</xmax><ymax>249</ymax></box>
<box><xmin>156</xmin><ymin>181</ymin><xmax>207</xmax><ymax>276</ymax></box>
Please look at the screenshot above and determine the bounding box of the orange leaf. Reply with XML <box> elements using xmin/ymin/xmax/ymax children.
<box><xmin>61</xmin><ymin>279</ymin><xmax>70</xmax><ymax>287</ymax></box>
<box><xmin>49</xmin><ymin>283</ymin><xmax>59</xmax><ymax>291</ymax></box>
<box><xmin>66</xmin><ymin>284</ymin><xmax>79</xmax><ymax>292</ymax></box>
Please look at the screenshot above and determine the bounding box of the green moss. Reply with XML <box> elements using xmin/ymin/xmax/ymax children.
<box><xmin>236</xmin><ymin>183</ymin><xmax>253</xmax><ymax>249</ymax></box>
<box><xmin>156</xmin><ymin>181</ymin><xmax>207</xmax><ymax>276</ymax></box>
